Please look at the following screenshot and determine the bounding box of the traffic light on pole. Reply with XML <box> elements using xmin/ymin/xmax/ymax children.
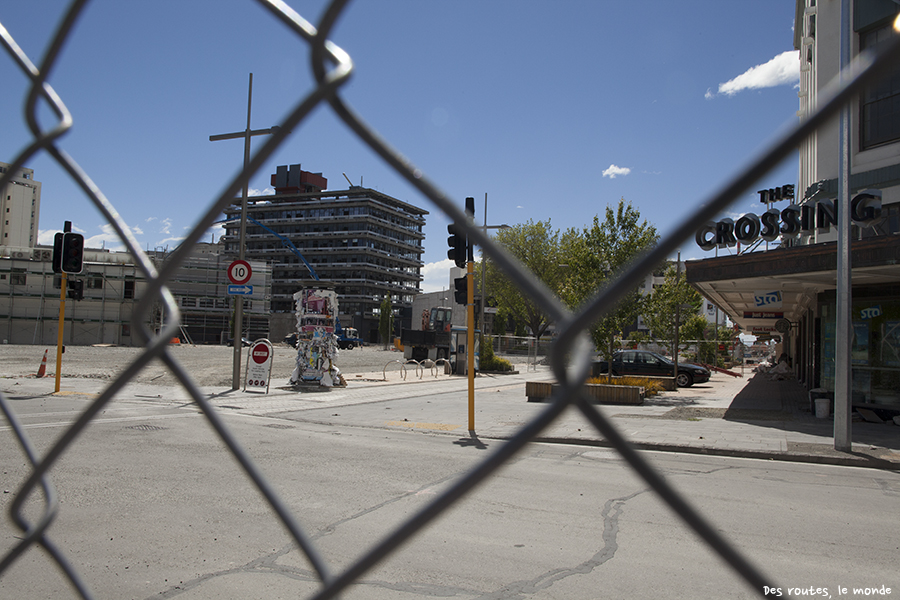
<box><xmin>60</xmin><ymin>232</ymin><xmax>85</xmax><ymax>274</ymax></box>
<box><xmin>447</xmin><ymin>223</ymin><xmax>466</xmax><ymax>269</ymax></box>
<box><xmin>52</xmin><ymin>232</ymin><xmax>64</xmax><ymax>273</ymax></box>
<box><xmin>67</xmin><ymin>279</ymin><xmax>84</xmax><ymax>301</ymax></box>
<box><xmin>453</xmin><ymin>276</ymin><xmax>468</xmax><ymax>305</ymax></box>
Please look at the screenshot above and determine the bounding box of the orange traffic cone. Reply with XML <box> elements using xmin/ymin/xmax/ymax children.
<box><xmin>36</xmin><ymin>349</ymin><xmax>48</xmax><ymax>378</ymax></box>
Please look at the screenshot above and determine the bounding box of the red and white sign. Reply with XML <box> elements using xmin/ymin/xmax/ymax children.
<box><xmin>245</xmin><ymin>339</ymin><xmax>273</xmax><ymax>393</ymax></box>
<box><xmin>251</xmin><ymin>344</ymin><xmax>270</xmax><ymax>364</ymax></box>
<box><xmin>227</xmin><ymin>260</ymin><xmax>252</xmax><ymax>285</ymax></box>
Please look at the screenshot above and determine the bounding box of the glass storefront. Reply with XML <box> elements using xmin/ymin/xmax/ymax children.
<box><xmin>818</xmin><ymin>284</ymin><xmax>900</xmax><ymax>407</ymax></box>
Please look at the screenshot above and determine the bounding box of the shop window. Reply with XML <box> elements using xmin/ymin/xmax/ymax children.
<box><xmin>121</xmin><ymin>324</ymin><xmax>131</xmax><ymax>337</ymax></box>
<box><xmin>87</xmin><ymin>276</ymin><xmax>103</xmax><ymax>289</ymax></box>
<box><xmin>860</xmin><ymin>21</ymin><xmax>900</xmax><ymax>150</ymax></box>
<box><xmin>124</xmin><ymin>279</ymin><xmax>135</xmax><ymax>299</ymax></box>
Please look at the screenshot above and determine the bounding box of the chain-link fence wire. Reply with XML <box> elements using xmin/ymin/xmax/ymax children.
<box><xmin>2</xmin><ymin>1</ymin><xmax>899</xmax><ymax>598</ymax></box>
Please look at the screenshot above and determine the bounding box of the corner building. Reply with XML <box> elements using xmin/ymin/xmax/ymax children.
<box><xmin>687</xmin><ymin>0</ymin><xmax>900</xmax><ymax>410</ymax></box>
<box><xmin>222</xmin><ymin>164</ymin><xmax>427</xmax><ymax>343</ymax></box>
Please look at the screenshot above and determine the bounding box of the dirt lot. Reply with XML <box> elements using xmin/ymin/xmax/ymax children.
<box><xmin>0</xmin><ymin>342</ymin><xmax>405</xmax><ymax>387</ymax></box>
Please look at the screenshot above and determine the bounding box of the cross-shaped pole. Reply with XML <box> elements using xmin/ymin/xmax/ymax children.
<box><xmin>210</xmin><ymin>73</ymin><xmax>279</xmax><ymax>390</ymax></box>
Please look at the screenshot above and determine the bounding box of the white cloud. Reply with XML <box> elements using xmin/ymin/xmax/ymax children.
<box><xmin>83</xmin><ymin>223</ymin><xmax>131</xmax><ymax>251</ymax></box>
<box><xmin>709</xmin><ymin>50</ymin><xmax>799</xmax><ymax>98</ymax></box>
<box><xmin>155</xmin><ymin>236</ymin><xmax>186</xmax><ymax>249</ymax></box>
<box><xmin>159</xmin><ymin>218</ymin><xmax>172</xmax><ymax>235</ymax></box>
<box><xmin>420</xmin><ymin>258</ymin><xmax>455</xmax><ymax>293</ymax></box>
<box><xmin>602</xmin><ymin>164</ymin><xmax>631</xmax><ymax>179</ymax></box>
<box><xmin>249</xmin><ymin>186</ymin><xmax>274</xmax><ymax>196</ymax></box>
<box><xmin>37</xmin><ymin>229</ymin><xmax>57</xmax><ymax>246</ymax></box>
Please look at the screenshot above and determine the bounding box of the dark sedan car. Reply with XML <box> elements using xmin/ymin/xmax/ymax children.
<box><xmin>593</xmin><ymin>350</ymin><xmax>710</xmax><ymax>387</ymax></box>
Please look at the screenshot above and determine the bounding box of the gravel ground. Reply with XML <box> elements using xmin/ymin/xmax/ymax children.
<box><xmin>0</xmin><ymin>343</ymin><xmax>406</xmax><ymax>387</ymax></box>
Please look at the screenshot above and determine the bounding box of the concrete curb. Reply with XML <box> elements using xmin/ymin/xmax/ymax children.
<box><xmin>517</xmin><ymin>436</ymin><xmax>900</xmax><ymax>470</ymax></box>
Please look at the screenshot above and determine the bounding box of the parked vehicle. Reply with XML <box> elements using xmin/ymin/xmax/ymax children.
<box><xmin>337</xmin><ymin>327</ymin><xmax>362</xmax><ymax>349</ymax></box>
<box><xmin>593</xmin><ymin>350</ymin><xmax>710</xmax><ymax>387</ymax></box>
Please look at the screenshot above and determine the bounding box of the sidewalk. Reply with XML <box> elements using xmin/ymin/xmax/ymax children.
<box><xmin>3</xmin><ymin>366</ymin><xmax>898</xmax><ymax>470</ymax></box>
<box><xmin>519</xmin><ymin>371</ymin><xmax>900</xmax><ymax>470</ymax></box>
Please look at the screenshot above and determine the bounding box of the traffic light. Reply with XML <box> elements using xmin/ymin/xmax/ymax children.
<box><xmin>67</xmin><ymin>278</ymin><xmax>84</xmax><ymax>301</ymax></box>
<box><xmin>447</xmin><ymin>223</ymin><xmax>466</xmax><ymax>269</ymax></box>
<box><xmin>453</xmin><ymin>276</ymin><xmax>468</xmax><ymax>305</ymax></box>
<box><xmin>58</xmin><ymin>232</ymin><xmax>84</xmax><ymax>274</ymax></box>
<box><xmin>52</xmin><ymin>232</ymin><xmax>64</xmax><ymax>273</ymax></box>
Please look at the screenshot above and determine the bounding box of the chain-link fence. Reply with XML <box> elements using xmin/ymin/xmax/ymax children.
<box><xmin>2</xmin><ymin>1</ymin><xmax>899</xmax><ymax>599</ymax></box>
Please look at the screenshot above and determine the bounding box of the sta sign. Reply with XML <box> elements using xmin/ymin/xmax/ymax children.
<box><xmin>695</xmin><ymin>190</ymin><xmax>882</xmax><ymax>251</ymax></box>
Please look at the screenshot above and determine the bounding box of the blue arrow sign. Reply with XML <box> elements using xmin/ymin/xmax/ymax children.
<box><xmin>227</xmin><ymin>285</ymin><xmax>253</xmax><ymax>295</ymax></box>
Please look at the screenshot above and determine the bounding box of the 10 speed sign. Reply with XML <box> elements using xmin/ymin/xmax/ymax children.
<box><xmin>227</xmin><ymin>260</ymin><xmax>252</xmax><ymax>285</ymax></box>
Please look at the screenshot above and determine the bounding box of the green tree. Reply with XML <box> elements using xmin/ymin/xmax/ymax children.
<box><xmin>378</xmin><ymin>296</ymin><xmax>393</xmax><ymax>349</ymax></box>
<box><xmin>482</xmin><ymin>219</ymin><xmax>565</xmax><ymax>339</ymax></box>
<box><xmin>493</xmin><ymin>306</ymin><xmax>509</xmax><ymax>335</ymax></box>
<box><xmin>643</xmin><ymin>263</ymin><xmax>704</xmax><ymax>351</ymax></box>
<box><xmin>559</xmin><ymin>199</ymin><xmax>659</xmax><ymax>367</ymax></box>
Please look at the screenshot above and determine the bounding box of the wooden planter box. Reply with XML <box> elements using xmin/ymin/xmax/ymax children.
<box><xmin>525</xmin><ymin>381</ymin><xmax>644</xmax><ymax>405</ymax></box>
<box><xmin>591</xmin><ymin>374</ymin><xmax>677</xmax><ymax>391</ymax></box>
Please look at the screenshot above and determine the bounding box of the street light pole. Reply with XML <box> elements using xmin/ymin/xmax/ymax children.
<box><xmin>478</xmin><ymin>193</ymin><xmax>509</xmax><ymax>340</ymax></box>
<box><xmin>209</xmin><ymin>73</ymin><xmax>279</xmax><ymax>390</ymax></box>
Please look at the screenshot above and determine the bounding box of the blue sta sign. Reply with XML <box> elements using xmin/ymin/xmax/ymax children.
<box><xmin>696</xmin><ymin>190</ymin><xmax>882</xmax><ymax>251</ymax></box>
<box><xmin>861</xmin><ymin>306</ymin><xmax>881</xmax><ymax>320</ymax></box>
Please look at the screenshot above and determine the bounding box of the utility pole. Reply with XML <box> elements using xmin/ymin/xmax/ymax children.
<box><xmin>834</xmin><ymin>0</ymin><xmax>853</xmax><ymax>451</ymax></box>
<box><xmin>209</xmin><ymin>73</ymin><xmax>279</xmax><ymax>390</ymax></box>
<box><xmin>466</xmin><ymin>197</ymin><xmax>476</xmax><ymax>433</ymax></box>
<box><xmin>55</xmin><ymin>270</ymin><xmax>67</xmax><ymax>393</ymax></box>
<box><xmin>52</xmin><ymin>220</ymin><xmax>84</xmax><ymax>392</ymax></box>
<box><xmin>673</xmin><ymin>252</ymin><xmax>681</xmax><ymax>380</ymax></box>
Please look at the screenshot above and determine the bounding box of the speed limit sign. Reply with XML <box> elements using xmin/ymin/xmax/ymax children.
<box><xmin>227</xmin><ymin>260</ymin><xmax>252</xmax><ymax>285</ymax></box>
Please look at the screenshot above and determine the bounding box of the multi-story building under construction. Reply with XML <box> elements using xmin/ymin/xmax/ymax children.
<box><xmin>222</xmin><ymin>164</ymin><xmax>427</xmax><ymax>343</ymax></box>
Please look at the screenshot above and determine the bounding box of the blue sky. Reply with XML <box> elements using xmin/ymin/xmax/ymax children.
<box><xmin>2</xmin><ymin>1</ymin><xmax>801</xmax><ymax>292</ymax></box>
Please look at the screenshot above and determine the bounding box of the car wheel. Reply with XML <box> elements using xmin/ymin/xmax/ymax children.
<box><xmin>675</xmin><ymin>372</ymin><xmax>693</xmax><ymax>387</ymax></box>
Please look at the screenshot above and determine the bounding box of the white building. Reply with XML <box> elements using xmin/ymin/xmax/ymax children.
<box><xmin>0</xmin><ymin>162</ymin><xmax>41</xmax><ymax>249</ymax></box>
<box><xmin>0</xmin><ymin>164</ymin><xmax>271</xmax><ymax>346</ymax></box>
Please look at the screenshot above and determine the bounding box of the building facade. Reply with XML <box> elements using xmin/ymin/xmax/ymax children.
<box><xmin>222</xmin><ymin>164</ymin><xmax>427</xmax><ymax>343</ymax></box>
<box><xmin>0</xmin><ymin>240</ymin><xmax>271</xmax><ymax>347</ymax></box>
<box><xmin>1</xmin><ymin>246</ymin><xmax>148</xmax><ymax>346</ymax></box>
<box><xmin>1</xmin><ymin>162</ymin><xmax>41</xmax><ymax>249</ymax></box>
<box><xmin>687</xmin><ymin>0</ymin><xmax>900</xmax><ymax>409</ymax></box>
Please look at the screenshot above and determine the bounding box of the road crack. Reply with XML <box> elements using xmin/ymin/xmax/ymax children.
<box><xmin>474</xmin><ymin>488</ymin><xmax>648</xmax><ymax>600</ymax></box>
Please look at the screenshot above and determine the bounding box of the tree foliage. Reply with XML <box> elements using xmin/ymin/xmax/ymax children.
<box><xmin>642</xmin><ymin>263</ymin><xmax>704</xmax><ymax>347</ymax></box>
<box><xmin>481</xmin><ymin>219</ymin><xmax>565</xmax><ymax>339</ymax></box>
<box><xmin>480</xmin><ymin>201</ymin><xmax>658</xmax><ymax>355</ymax></box>
<box><xmin>558</xmin><ymin>199</ymin><xmax>659</xmax><ymax>361</ymax></box>
<box><xmin>378</xmin><ymin>296</ymin><xmax>393</xmax><ymax>348</ymax></box>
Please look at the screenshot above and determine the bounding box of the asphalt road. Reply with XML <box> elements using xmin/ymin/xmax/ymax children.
<box><xmin>1</xmin><ymin>386</ymin><xmax>897</xmax><ymax>600</ymax></box>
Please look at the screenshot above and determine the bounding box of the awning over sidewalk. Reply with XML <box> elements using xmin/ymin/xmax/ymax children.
<box><xmin>685</xmin><ymin>235</ymin><xmax>900</xmax><ymax>335</ymax></box>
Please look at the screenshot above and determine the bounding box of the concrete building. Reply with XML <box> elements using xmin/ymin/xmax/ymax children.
<box><xmin>0</xmin><ymin>160</ymin><xmax>271</xmax><ymax>346</ymax></box>
<box><xmin>222</xmin><ymin>164</ymin><xmax>427</xmax><ymax>344</ymax></box>
<box><xmin>1</xmin><ymin>162</ymin><xmax>41</xmax><ymax>249</ymax></box>
<box><xmin>0</xmin><ymin>239</ymin><xmax>272</xmax><ymax>347</ymax></box>
<box><xmin>150</xmin><ymin>243</ymin><xmax>271</xmax><ymax>345</ymax></box>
